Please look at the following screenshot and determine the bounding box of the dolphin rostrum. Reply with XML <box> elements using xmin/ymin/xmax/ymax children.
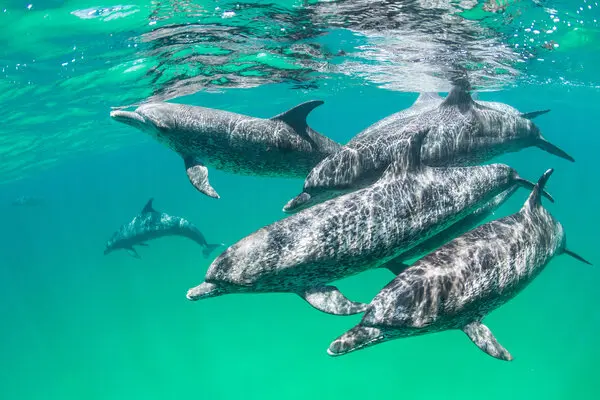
<box><xmin>110</xmin><ymin>101</ymin><xmax>341</xmax><ymax>199</ymax></box>
<box><xmin>284</xmin><ymin>86</ymin><xmax>570</xmax><ymax>213</ymax></box>
<box><xmin>186</xmin><ymin>133</ymin><xmax>551</xmax><ymax>316</ymax></box>
<box><xmin>328</xmin><ymin>169</ymin><xmax>590</xmax><ymax>360</ymax></box>
<box><xmin>104</xmin><ymin>198</ymin><xmax>221</xmax><ymax>258</ymax></box>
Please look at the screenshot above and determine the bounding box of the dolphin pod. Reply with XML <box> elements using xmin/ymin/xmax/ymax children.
<box><xmin>327</xmin><ymin>169</ymin><xmax>590</xmax><ymax>360</ymax></box>
<box><xmin>283</xmin><ymin>86</ymin><xmax>572</xmax><ymax>213</ymax></box>
<box><xmin>186</xmin><ymin>133</ymin><xmax>553</xmax><ymax>316</ymax></box>
<box><xmin>107</xmin><ymin>82</ymin><xmax>590</xmax><ymax>362</ymax></box>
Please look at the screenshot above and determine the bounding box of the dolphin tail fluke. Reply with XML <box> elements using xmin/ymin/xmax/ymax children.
<box><xmin>202</xmin><ymin>243</ymin><xmax>223</xmax><ymax>258</ymax></box>
<box><xmin>564</xmin><ymin>248</ymin><xmax>592</xmax><ymax>265</ymax></box>
<box><xmin>327</xmin><ymin>325</ymin><xmax>385</xmax><ymax>357</ymax></box>
<box><xmin>521</xmin><ymin>109</ymin><xmax>550</xmax><ymax>120</ymax></box>
<box><xmin>186</xmin><ymin>282</ymin><xmax>223</xmax><ymax>301</ymax></box>
<box><xmin>537</xmin><ymin>137</ymin><xmax>575</xmax><ymax>162</ymax></box>
<box><xmin>514</xmin><ymin>176</ymin><xmax>554</xmax><ymax>203</ymax></box>
<box><xmin>299</xmin><ymin>285</ymin><xmax>368</xmax><ymax>316</ymax></box>
<box><xmin>463</xmin><ymin>321</ymin><xmax>513</xmax><ymax>361</ymax></box>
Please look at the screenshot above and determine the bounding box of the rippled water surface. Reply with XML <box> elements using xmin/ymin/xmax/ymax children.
<box><xmin>1</xmin><ymin>1</ymin><xmax>599</xmax><ymax>399</ymax></box>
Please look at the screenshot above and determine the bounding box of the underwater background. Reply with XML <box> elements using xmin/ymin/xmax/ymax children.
<box><xmin>1</xmin><ymin>1</ymin><xmax>599</xmax><ymax>399</ymax></box>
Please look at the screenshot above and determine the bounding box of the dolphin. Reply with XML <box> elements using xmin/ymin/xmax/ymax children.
<box><xmin>283</xmin><ymin>85</ymin><xmax>570</xmax><ymax>213</ymax></box>
<box><xmin>328</xmin><ymin>169</ymin><xmax>590</xmax><ymax>360</ymax></box>
<box><xmin>110</xmin><ymin>101</ymin><xmax>341</xmax><ymax>199</ymax></box>
<box><xmin>104</xmin><ymin>198</ymin><xmax>221</xmax><ymax>258</ymax></box>
<box><xmin>11</xmin><ymin>195</ymin><xmax>44</xmax><ymax>207</ymax></box>
<box><xmin>186</xmin><ymin>133</ymin><xmax>551</xmax><ymax>316</ymax></box>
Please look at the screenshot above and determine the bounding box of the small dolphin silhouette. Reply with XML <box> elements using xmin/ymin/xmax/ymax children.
<box><xmin>11</xmin><ymin>196</ymin><xmax>44</xmax><ymax>207</ymax></box>
<box><xmin>104</xmin><ymin>198</ymin><xmax>221</xmax><ymax>258</ymax></box>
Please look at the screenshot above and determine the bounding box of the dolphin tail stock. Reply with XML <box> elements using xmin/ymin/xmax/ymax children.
<box><xmin>563</xmin><ymin>248</ymin><xmax>592</xmax><ymax>265</ymax></box>
<box><xmin>299</xmin><ymin>285</ymin><xmax>368</xmax><ymax>316</ymax></box>
<box><xmin>327</xmin><ymin>325</ymin><xmax>386</xmax><ymax>357</ymax></box>
<box><xmin>186</xmin><ymin>282</ymin><xmax>223</xmax><ymax>301</ymax></box>
<box><xmin>514</xmin><ymin>176</ymin><xmax>554</xmax><ymax>203</ymax></box>
<box><xmin>462</xmin><ymin>321</ymin><xmax>513</xmax><ymax>361</ymax></box>
<box><xmin>521</xmin><ymin>109</ymin><xmax>551</xmax><ymax>120</ymax></box>
<box><xmin>536</xmin><ymin>137</ymin><xmax>575</xmax><ymax>162</ymax></box>
<box><xmin>202</xmin><ymin>243</ymin><xmax>223</xmax><ymax>258</ymax></box>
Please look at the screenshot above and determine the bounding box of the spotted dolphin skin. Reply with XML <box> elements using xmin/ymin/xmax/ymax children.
<box><xmin>186</xmin><ymin>133</ymin><xmax>550</xmax><ymax>316</ymax></box>
<box><xmin>110</xmin><ymin>101</ymin><xmax>340</xmax><ymax>199</ymax></box>
<box><xmin>283</xmin><ymin>86</ymin><xmax>570</xmax><ymax>213</ymax></box>
<box><xmin>328</xmin><ymin>169</ymin><xmax>591</xmax><ymax>360</ymax></box>
<box><xmin>104</xmin><ymin>198</ymin><xmax>221</xmax><ymax>258</ymax></box>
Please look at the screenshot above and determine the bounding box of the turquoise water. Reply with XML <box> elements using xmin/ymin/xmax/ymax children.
<box><xmin>2</xmin><ymin>1</ymin><xmax>600</xmax><ymax>399</ymax></box>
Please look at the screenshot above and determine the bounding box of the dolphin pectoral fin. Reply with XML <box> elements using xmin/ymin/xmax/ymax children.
<box><xmin>564</xmin><ymin>248</ymin><xmax>592</xmax><ymax>265</ymax></box>
<box><xmin>184</xmin><ymin>158</ymin><xmax>220</xmax><ymax>199</ymax></box>
<box><xmin>299</xmin><ymin>286</ymin><xmax>368</xmax><ymax>316</ymax></box>
<box><xmin>379</xmin><ymin>257</ymin><xmax>409</xmax><ymax>275</ymax></box>
<box><xmin>282</xmin><ymin>192</ymin><xmax>312</xmax><ymax>213</ymax></box>
<box><xmin>127</xmin><ymin>247</ymin><xmax>141</xmax><ymax>259</ymax></box>
<box><xmin>138</xmin><ymin>243</ymin><xmax>149</xmax><ymax>247</ymax></box>
<box><xmin>521</xmin><ymin>109</ymin><xmax>550</xmax><ymax>120</ymax></box>
<box><xmin>514</xmin><ymin>176</ymin><xmax>554</xmax><ymax>203</ymax></box>
<box><xmin>536</xmin><ymin>137</ymin><xmax>575</xmax><ymax>162</ymax></box>
<box><xmin>462</xmin><ymin>321</ymin><xmax>513</xmax><ymax>361</ymax></box>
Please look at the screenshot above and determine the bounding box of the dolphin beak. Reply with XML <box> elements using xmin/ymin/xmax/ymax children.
<box><xmin>110</xmin><ymin>110</ymin><xmax>146</xmax><ymax>129</ymax></box>
<box><xmin>282</xmin><ymin>192</ymin><xmax>312</xmax><ymax>213</ymax></box>
<box><xmin>327</xmin><ymin>326</ymin><xmax>385</xmax><ymax>357</ymax></box>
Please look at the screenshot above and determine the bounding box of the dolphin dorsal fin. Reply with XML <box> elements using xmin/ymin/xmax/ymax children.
<box><xmin>271</xmin><ymin>100</ymin><xmax>324</xmax><ymax>137</ymax></box>
<box><xmin>524</xmin><ymin>169</ymin><xmax>554</xmax><ymax>210</ymax></box>
<box><xmin>380</xmin><ymin>130</ymin><xmax>426</xmax><ymax>180</ymax></box>
<box><xmin>142</xmin><ymin>198</ymin><xmax>157</xmax><ymax>214</ymax></box>
<box><xmin>441</xmin><ymin>85</ymin><xmax>475</xmax><ymax>111</ymax></box>
<box><xmin>412</xmin><ymin>92</ymin><xmax>441</xmax><ymax>107</ymax></box>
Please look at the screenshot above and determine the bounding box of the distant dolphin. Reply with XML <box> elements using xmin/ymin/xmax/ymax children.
<box><xmin>110</xmin><ymin>101</ymin><xmax>340</xmax><ymax>199</ymax></box>
<box><xmin>11</xmin><ymin>196</ymin><xmax>44</xmax><ymax>207</ymax></box>
<box><xmin>186</xmin><ymin>133</ymin><xmax>550</xmax><ymax>316</ymax></box>
<box><xmin>283</xmin><ymin>86</ymin><xmax>569</xmax><ymax>213</ymax></box>
<box><xmin>328</xmin><ymin>169</ymin><xmax>590</xmax><ymax>360</ymax></box>
<box><xmin>104</xmin><ymin>198</ymin><xmax>221</xmax><ymax>258</ymax></box>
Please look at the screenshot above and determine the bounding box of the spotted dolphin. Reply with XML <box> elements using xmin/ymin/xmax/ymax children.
<box><xmin>283</xmin><ymin>86</ymin><xmax>569</xmax><ymax>213</ymax></box>
<box><xmin>110</xmin><ymin>101</ymin><xmax>340</xmax><ymax>199</ymax></box>
<box><xmin>186</xmin><ymin>133</ymin><xmax>550</xmax><ymax>316</ymax></box>
<box><xmin>328</xmin><ymin>169</ymin><xmax>590</xmax><ymax>360</ymax></box>
<box><xmin>104</xmin><ymin>198</ymin><xmax>221</xmax><ymax>258</ymax></box>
